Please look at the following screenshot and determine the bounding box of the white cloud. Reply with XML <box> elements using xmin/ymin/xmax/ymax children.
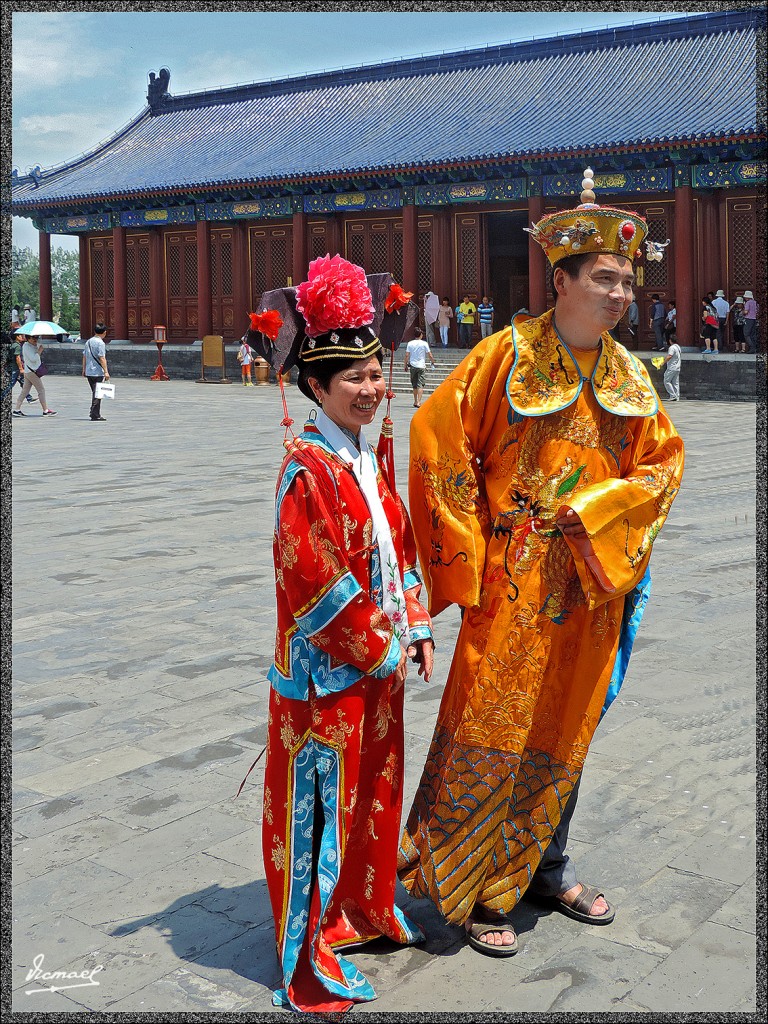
<box><xmin>12</xmin><ymin>12</ymin><xmax>97</xmax><ymax>95</ymax></box>
<box><xmin>13</xmin><ymin>110</ymin><xmax>133</xmax><ymax>176</ymax></box>
<box><xmin>19</xmin><ymin>112</ymin><xmax>118</xmax><ymax>137</ymax></box>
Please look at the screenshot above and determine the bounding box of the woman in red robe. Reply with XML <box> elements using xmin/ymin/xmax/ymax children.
<box><xmin>261</xmin><ymin>257</ymin><xmax>434</xmax><ymax>1012</ymax></box>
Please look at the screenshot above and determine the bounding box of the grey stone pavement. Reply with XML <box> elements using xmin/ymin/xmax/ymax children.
<box><xmin>7</xmin><ymin>375</ymin><xmax>759</xmax><ymax>1015</ymax></box>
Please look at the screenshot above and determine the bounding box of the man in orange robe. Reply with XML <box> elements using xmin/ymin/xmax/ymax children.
<box><xmin>398</xmin><ymin>172</ymin><xmax>685</xmax><ymax>954</ymax></box>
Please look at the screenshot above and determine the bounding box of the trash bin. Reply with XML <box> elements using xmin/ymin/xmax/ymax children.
<box><xmin>253</xmin><ymin>356</ymin><xmax>270</xmax><ymax>385</ymax></box>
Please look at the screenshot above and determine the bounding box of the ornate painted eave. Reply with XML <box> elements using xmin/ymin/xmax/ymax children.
<box><xmin>15</xmin><ymin>134</ymin><xmax>764</xmax><ymax>218</ymax></box>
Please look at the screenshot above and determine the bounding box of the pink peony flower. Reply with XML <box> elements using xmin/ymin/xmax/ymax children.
<box><xmin>387</xmin><ymin>581</ymin><xmax>398</xmax><ymax>594</ymax></box>
<box><xmin>391</xmin><ymin>611</ymin><xmax>402</xmax><ymax>623</ymax></box>
<box><xmin>296</xmin><ymin>254</ymin><xmax>375</xmax><ymax>337</ymax></box>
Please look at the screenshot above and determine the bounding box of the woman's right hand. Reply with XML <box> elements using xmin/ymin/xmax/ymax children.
<box><xmin>391</xmin><ymin>647</ymin><xmax>408</xmax><ymax>694</ymax></box>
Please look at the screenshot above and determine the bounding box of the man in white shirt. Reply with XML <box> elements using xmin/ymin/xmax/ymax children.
<box><xmin>23</xmin><ymin>304</ymin><xmax>36</xmax><ymax>323</ymax></box>
<box><xmin>403</xmin><ymin>328</ymin><xmax>435</xmax><ymax>409</ymax></box>
<box><xmin>712</xmin><ymin>290</ymin><xmax>730</xmax><ymax>352</ymax></box>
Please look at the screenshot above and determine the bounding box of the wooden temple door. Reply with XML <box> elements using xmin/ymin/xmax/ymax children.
<box><xmin>249</xmin><ymin>224</ymin><xmax>293</xmax><ymax>305</ymax></box>
<box><xmin>726</xmin><ymin>197</ymin><xmax>758</xmax><ymax>300</ymax></box>
<box><xmin>309</xmin><ymin>221</ymin><xmax>333</xmax><ymax>263</ymax></box>
<box><xmin>210</xmin><ymin>227</ymin><xmax>236</xmax><ymax>338</ymax></box>
<box><xmin>89</xmin><ymin>235</ymin><xmax>115</xmax><ymax>331</ymax></box>
<box><xmin>125</xmin><ymin>233</ymin><xmax>152</xmax><ymax>340</ymax></box>
<box><xmin>344</xmin><ymin>218</ymin><xmax>405</xmax><ymax>283</ymax></box>
<box><xmin>165</xmin><ymin>231</ymin><xmax>199</xmax><ymax>341</ymax></box>
<box><xmin>627</xmin><ymin>201</ymin><xmax>674</xmax><ymax>349</ymax></box>
<box><xmin>455</xmin><ymin>213</ymin><xmax>484</xmax><ymax>344</ymax></box>
<box><xmin>416</xmin><ymin>216</ymin><xmax>435</xmax><ymax>303</ymax></box>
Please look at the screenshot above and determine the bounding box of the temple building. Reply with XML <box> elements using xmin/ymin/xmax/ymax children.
<box><xmin>11</xmin><ymin>8</ymin><xmax>766</xmax><ymax>350</ymax></box>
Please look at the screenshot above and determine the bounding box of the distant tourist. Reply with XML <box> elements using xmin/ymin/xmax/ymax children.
<box><xmin>626</xmin><ymin>298</ymin><xmax>639</xmax><ymax>345</ymax></box>
<box><xmin>663</xmin><ymin>300</ymin><xmax>677</xmax><ymax>345</ymax></box>
<box><xmin>82</xmin><ymin>323</ymin><xmax>111</xmax><ymax>420</ymax></box>
<box><xmin>404</xmin><ymin>326</ymin><xmax>435</xmax><ymax>408</ymax></box>
<box><xmin>743</xmin><ymin>290</ymin><xmax>758</xmax><ymax>353</ymax></box>
<box><xmin>2</xmin><ymin>330</ymin><xmax>37</xmax><ymax>404</ymax></box>
<box><xmin>731</xmin><ymin>296</ymin><xmax>747</xmax><ymax>352</ymax></box>
<box><xmin>238</xmin><ymin>337</ymin><xmax>254</xmax><ymax>386</ymax></box>
<box><xmin>663</xmin><ymin>335</ymin><xmax>682</xmax><ymax>402</ymax></box>
<box><xmin>23</xmin><ymin>304</ymin><xmax>36</xmax><ymax>324</ymax></box>
<box><xmin>458</xmin><ymin>295</ymin><xmax>477</xmax><ymax>347</ymax></box>
<box><xmin>712</xmin><ymin>290</ymin><xmax>730</xmax><ymax>352</ymax></box>
<box><xmin>437</xmin><ymin>296</ymin><xmax>453</xmax><ymax>347</ymax></box>
<box><xmin>700</xmin><ymin>297</ymin><xmax>719</xmax><ymax>355</ymax></box>
<box><xmin>12</xmin><ymin>335</ymin><xmax>56</xmax><ymax>416</ymax></box>
<box><xmin>423</xmin><ymin>290</ymin><xmax>440</xmax><ymax>347</ymax></box>
<box><xmin>478</xmin><ymin>296</ymin><xmax>495</xmax><ymax>338</ymax></box>
<box><xmin>649</xmin><ymin>294</ymin><xmax>666</xmax><ymax>351</ymax></box>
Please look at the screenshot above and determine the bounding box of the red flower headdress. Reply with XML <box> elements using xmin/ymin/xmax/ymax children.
<box><xmin>295</xmin><ymin>254</ymin><xmax>376</xmax><ymax>337</ymax></box>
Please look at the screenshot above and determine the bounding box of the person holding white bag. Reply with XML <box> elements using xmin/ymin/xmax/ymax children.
<box><xmin>82</xmin><ymin>323</ymin><xmax>111</xmax><ymax>421</ymax></box>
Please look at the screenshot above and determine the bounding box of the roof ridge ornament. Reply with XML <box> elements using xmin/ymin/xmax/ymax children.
<box><xmin>147</xmin><ymin>68</ymin><xmax>171</xmax><ymax>112</ymax></box>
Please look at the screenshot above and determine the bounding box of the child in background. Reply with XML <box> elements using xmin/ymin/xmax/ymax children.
<box><xmin>238</xmin><ymin>338</ymin><xmax>254</xmax><ymax>386</ymax></box>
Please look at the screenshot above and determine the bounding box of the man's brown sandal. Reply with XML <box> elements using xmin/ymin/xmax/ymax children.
<box><xmin>533</xmin><ymin>883</ymin><xmax>615</xmax><ymax>925</ymax></box>
<box><xmin>464</xmin><ymin>905</ymin><xmax>519</xmax><ymax>957</ymax></box>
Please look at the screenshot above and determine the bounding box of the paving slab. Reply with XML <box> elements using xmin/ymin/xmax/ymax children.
<box><xmin>629</xmin><ymin>921</ymin><xmax>757</xmax><ymax>1012</ymax></box>
<box><xmin>9</xmin><ymin>380</ymin><xmax>759</xmax><ymax>1013</ymax></box>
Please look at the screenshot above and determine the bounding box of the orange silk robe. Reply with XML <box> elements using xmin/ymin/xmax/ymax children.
<box><xmin>398</xmin><ymin>310</ymin><xmax>684</xmax><ymax>924</ymax></box>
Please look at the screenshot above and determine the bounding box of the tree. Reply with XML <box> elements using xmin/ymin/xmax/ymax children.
<box><xmin>10</xmin><ymin>247</ymin><xmax>39</xmax><ymax>316</ymax></box>
<box><xmin>9</xmin><ymin>246</ymin><xmax>81</xmax><ymax>333</ymax></box>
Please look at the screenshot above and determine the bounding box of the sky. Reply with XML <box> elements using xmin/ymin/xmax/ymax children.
<box><xmin>10</xmin><ymin>7</ymin><xmax>704</xmax><ymax>253</ymax></box>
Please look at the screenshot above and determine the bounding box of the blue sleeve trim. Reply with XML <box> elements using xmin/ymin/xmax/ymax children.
<box><xmin>295</xmin><ymin>572</ymin><xmax>363</xmax><ymax>637</ymax></box>
<box><xmin>408</xmin><ymin>625</ymin><xmax>434</xmax><ymax>644</ymax></box>
<box><xmin>403</xmin><ymin>569</ymin><xmax>422</xmax><ymax>591</ymax></box>
<box><xmin>369</xmin><ymin>634</ymin><xmax>402</xmax><ymax>680</ymax></box>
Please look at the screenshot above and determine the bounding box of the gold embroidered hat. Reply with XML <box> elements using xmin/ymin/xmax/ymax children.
<box><xmin>525</xmin><ymin>168</ymin><xmax>655</xmax><ymax>267</ymax></box>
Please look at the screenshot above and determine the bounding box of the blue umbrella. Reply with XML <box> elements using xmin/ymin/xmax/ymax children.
<box><xmin>14</xmin><ymin>320</ymin><xmax>69</xmax><ymax>337</ymax></box>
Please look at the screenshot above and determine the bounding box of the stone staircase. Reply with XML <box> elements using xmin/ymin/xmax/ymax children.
<box><xmin>383</xmin><ymin>346</ymin><xmax>469</xmax><ymax>396</ymax></box>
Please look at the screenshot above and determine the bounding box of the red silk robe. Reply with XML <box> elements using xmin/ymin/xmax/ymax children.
<box><xmin>263</xmin><ymin>423</ymin><xmax>432</xmax><ymax>1013</ymax></box>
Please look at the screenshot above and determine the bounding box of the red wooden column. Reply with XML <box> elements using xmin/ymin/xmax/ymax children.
<box><xmin>196</xmin><ymin>218</ymin><xmax>212</xmax><ymax>339</ymax></box>
<box><xmin>112</xmin><ymin>223</ymin><xmax>129</xmax><ymax>340</ymax></box>
<box><xmin>716</xmin><ymin>193</ymin><xmax>728</xmax><ymax>292</ymax></box>
<box><xmin>38</xmin><ymin>230</ymin><xmax>53</xmax><ymax>320</ymax></box>
<box><xmin>292</xmin><ymin>208</ymin><xmax>308</xmax><ymax>285</ymax></box>
<box><xmin>674</xmin><ymin>177</ymin><xmax>695</xmax><ymax>348</ymax></box>
<box><xmin>149</xmin><ymin>230</ymin><xmax>165</xmax><ymax>338</ymax></box>
<box><xmin>701</xmin><ymin>193</ymin><xmax>719</xmax><ymax>295</ymax></box>
<box><xmin>78</xmin><ymin>235</ymin><xmax>91</xmax><ymax>337</ymax></box>
<box><xmin>232</xmin><ymin>221</ymin><xmax>250</xmax><ymax>332</ymax></box>
<box><xmin>402</xmin><ymin>202</ymin><xmax>418</xmax><ymax>296</ymax></box>
<box><xmin>433</xmin><ymin>209</ymin><xmax>452</xmax><ymax>303</ymax></box>
<box><xmin>527</xmin><ymin>193</ymin><xmax>548</xmax><ymax>315</ymax></box>
<box><xmin>325</xmin><ymin>214</ymin><xmax>342</xmax><ymax>258</ymax></box>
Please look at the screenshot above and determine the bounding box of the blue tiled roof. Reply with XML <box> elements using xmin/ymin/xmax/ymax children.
<box><xmin>11</xmin><ymin>10</ymin><xmax>764</xmax><ymax>208</ymax></box>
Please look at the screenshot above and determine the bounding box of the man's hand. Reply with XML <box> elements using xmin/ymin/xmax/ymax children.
<box><xmin>556</xmin><ymin>506</ymin><xmax>615</xmax><ymax>593</ymax></box>
<box><xmin>556</xmin><ymin>507</ymin><xmax>592</xmax><ymax>556</ymax></box>
<box><xmin>406</xmin><ymin>639</ymin><xmax>435</xmax><ymax>682</ymax></box>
